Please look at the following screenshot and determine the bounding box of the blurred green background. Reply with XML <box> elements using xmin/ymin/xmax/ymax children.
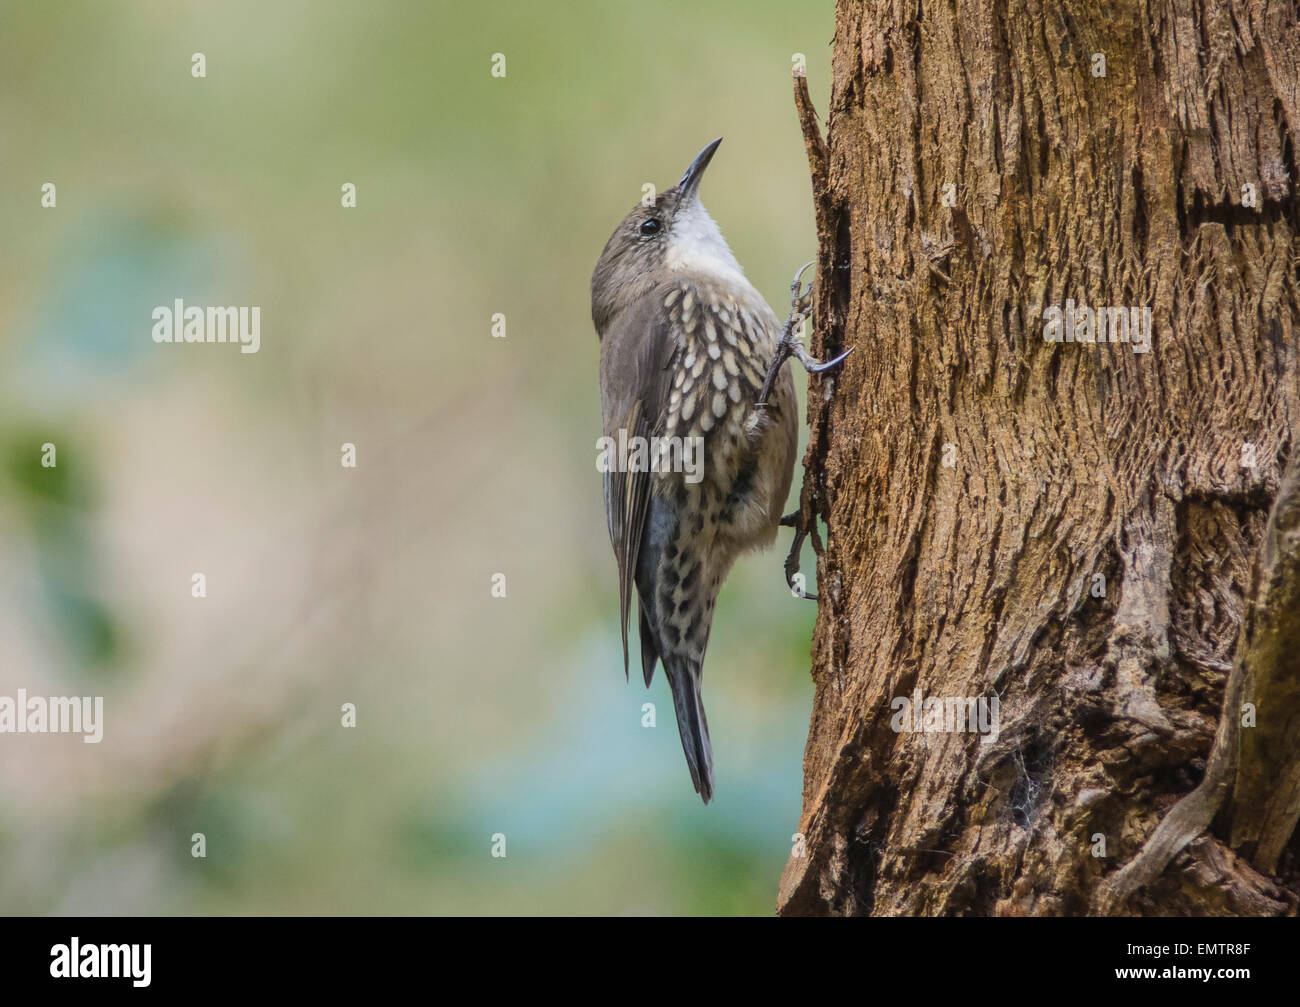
<box><xmin>0</xmin><ymin>0</ymin><xmax>831</xmax><ymax>915</ymax></box>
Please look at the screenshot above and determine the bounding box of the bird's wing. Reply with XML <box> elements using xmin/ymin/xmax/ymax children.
<box><xmin>599</xmin><ymin>288</ymin><xmax>679</xmax><ymax>678</ymax></box>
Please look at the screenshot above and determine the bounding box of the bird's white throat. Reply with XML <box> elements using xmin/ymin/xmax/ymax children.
<box><xmin>666</xmin><ymin>200</ymin><xmax>751</xmax><ymax>290</ymax></box>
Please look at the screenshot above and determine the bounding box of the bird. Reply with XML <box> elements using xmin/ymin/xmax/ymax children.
<box><xmin>591</xmin><ymin>138</ymin><xmax>849</xmax><ymax>803</ymax></box>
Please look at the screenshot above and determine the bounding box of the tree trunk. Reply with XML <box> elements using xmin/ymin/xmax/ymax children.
<box><xmin>779</xmin><ymin>0</ymin><xmax>1300</xmax><ymax>917</ymax></box>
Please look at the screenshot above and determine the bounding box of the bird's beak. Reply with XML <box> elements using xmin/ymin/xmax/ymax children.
<box><xmin>676</xmin><ymin>137</ymin><xmax>722</xmax><ymax>205</ymax></box>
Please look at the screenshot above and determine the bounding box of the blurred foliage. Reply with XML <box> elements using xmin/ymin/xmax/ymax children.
<box><xmin>1</xmin><ymin>424</ymin><xmax>122</xmax><ymax>673</ymax></box>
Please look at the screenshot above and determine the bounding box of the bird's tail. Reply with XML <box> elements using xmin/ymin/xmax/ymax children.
<box><xmin>663</xmin><ymin>655</ymin><xmax>714</xmax><ymax>803</ymax></box>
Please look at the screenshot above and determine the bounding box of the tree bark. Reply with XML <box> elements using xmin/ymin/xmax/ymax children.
<box><xmin>779</xmin><ymin>0</ymin><xmax>1300</xmax><ymax>917</ymax></box>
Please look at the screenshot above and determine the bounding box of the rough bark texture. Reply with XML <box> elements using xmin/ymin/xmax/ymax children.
<box><xmin>779</xmin><ymin>0</ymin><xmax>1300</xmax><ymax>916</ymax></box>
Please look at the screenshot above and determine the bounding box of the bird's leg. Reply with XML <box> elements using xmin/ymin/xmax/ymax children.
<box><xmin>754</xmin><ymin>260</ymin><xmax>854</xmax><ymax>409</ymax></box>
<box><xmin>760</xmin><ymin>261</ymin><xmax>849</xmax><ymax>599</ymax></box>
<box><xmin>779</xmin><ymin>509</ymin><xmax>817</xmax><ymax>600</ymax></box>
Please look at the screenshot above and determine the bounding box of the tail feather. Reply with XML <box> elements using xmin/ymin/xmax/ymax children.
<box><xmin>629</xmin><ymin>495</ymin><xmax>716</xmax><ymax>802</ymax></box>
<box><xmin>637</xmin><ymin>603</ymin><xmax>659</xmax><ymax>688</ymax></box>
<box><xmin>664</xmin><ymin>657</ymin><xmax>714</xmax><ymax>803</ymax></box>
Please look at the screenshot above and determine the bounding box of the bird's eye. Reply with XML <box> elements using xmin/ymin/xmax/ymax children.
<box><xmin>639</xmin><ymin>218</ymin><xmax>662</xmax><ymax>236</ymax></box>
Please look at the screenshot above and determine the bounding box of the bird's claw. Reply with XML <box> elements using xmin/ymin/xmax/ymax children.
<box><xmin>783</xmin><ymin>259</ymin><xmax>851</xmax><ymax>372</ymax></box>
<box><xmin>754</xmin><ymin>260</ymin><xmax>853</xmax><ymax>409</ymax></box>
<box><xmin>790</xmin><ymin>260</ymin><xmax>815</xmax><ymax>316</ymax></box>
<box><xmin>783</xmin><ymin>509</ymin><xmax>818</xmax><ymax>601</ymax></box>
<box><xmin>796</xmin><ymin>344</ymin><xmax>854</xmax><ymax>374</ymax></box>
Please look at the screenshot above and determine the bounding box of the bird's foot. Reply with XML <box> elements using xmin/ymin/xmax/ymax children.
<box><xmin>780</xmin><ymin>509</ymin><xmax>817</xmax><ymax>601</ymax></box>
<box><xmin>790</xmin><ymin>259</ymin><xmax>815</xmax><ymax>316</ymax></box>
<box><xmin>754</xmin><ymin>260</ymin><xmax>853</xmax><ymax>408</ymax></box>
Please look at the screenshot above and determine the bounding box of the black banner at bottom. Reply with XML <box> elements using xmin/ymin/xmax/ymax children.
<box><xmin>0</xmin><ymin>916</ymin><xmax>1284</xmax><ymax>992</ymax></box>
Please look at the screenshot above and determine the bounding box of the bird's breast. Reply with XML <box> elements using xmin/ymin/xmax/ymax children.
<box><xmin>655</xmin><ymin>278</ymin><xmax>795</xmax><ymax>531</ymax></box>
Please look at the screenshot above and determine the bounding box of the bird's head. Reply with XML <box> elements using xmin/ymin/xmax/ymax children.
<box><xmin>591</xmin><ymin>138</ymin><xmax>744</xmax><ymax>333</ymax></box>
